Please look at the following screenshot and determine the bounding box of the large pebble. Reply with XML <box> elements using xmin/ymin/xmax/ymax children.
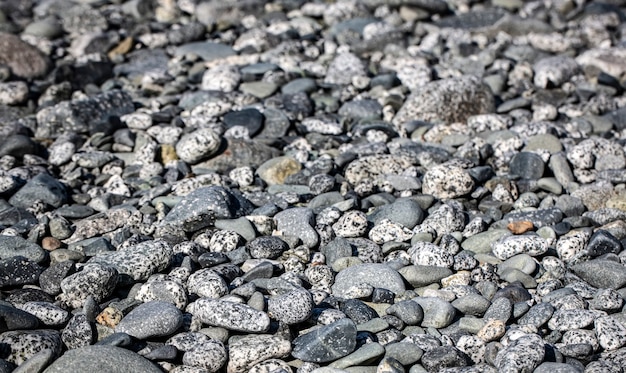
<box><xmin>59</xmin><ymin>264</ymin><xmax>118</xmax><ymax>308</ymax></box>
<box><xmin>413</xmin><ymin>297</ymin><xmax>456</xmax><ymax>328</ymax></box>
<box><xmin>0</xmin><ymin>330</ymin><xmax>61</xmax><ymax>366</ymax></box>
<box><xmin>494</xmin><ymin>334</ymin><xmax>545</xmax><ymax>372</ymax></box>
<box><xmin>0</xmin><ymin>32</ymin><xmax>49</xmax><ymax>79</ymax></box>
<box><xmin>165</xmin><ymin>186</ymin><xmax>253</xmax><ymax>231</ymax></box>
<box><xmin>175</xmin><ymin>128</ymin><xmax>222</xmax><ymax>164</ymax></box>
<box><xmin>422</xmin><ymin>163</ymin><xmax>475</xmax><ymax>200</ymax></box>
<box><xmin>393</xmin><ymin>75</ymin><xmax>494</xmax><ymax>126</ymax></box>
<box><xmin>332</xmin><ymin>263</ymin><xmax>406</xmax><ymax>298</ymax></box>
<box><xmin>182</xmin><ymin>339</ymin><xmax>227</xmax><ymax>372</ymax></box>
<box><xmin>571</xmin><ymin>260</ymin><xmax>626</xmax><ymax>289</ymax></box>
<box><xmin>115</xmin><ymin>301</ymin><xmax>183</xmax><ymax>339</ymax></box>
<box><xmin>292</xmin><ymin>318</ymin><xmax>357</xmax><ymax>363</ymax></box>
<box><xmin>8</xmin><ymin>173</ymin><xmax>67</xmax><ymax>210</ymax></box>
<box><xmin>88</xmin><ymin>240</ymin><xmax>172</xmax><ymax>281</ymax></box>
<box><xmin>227</xmin><ymin>334</ymin><xmax>291</xmax><ymax>373</ymax></box>
<box><xmin>491</xmin><ymin>234</ymin><xmax>548</xmax><ymax>260</ymax></box>
<box><xmin>274</xmin><ymin>207</ymin><xmax>319</xmax><ymax>248</ymax></box>
<box><xmin>190</xmin><ymin>298</ymin><xmax>270</xmax><ymax>332</ymax></box>
<box><xmin>268</xmin><ymin>288</ymin><xmax>314</xmax><ymax>324</ymax></box>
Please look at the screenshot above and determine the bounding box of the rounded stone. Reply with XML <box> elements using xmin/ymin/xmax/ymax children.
<box><xmin>42</xmin><ymin>345</ymin><xmax>162</xmax><ymax>373</ymax></box>
<box><xmin>115</xmin><ymin>301</ymin><xmax>183</xmax><ymax>339</ymax></box>
<box><xmin>332</xmin><ymin>263</ymin><xmax>406</xmax><ymax>298</ymax></box>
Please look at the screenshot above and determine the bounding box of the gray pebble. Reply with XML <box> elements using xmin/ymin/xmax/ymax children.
<box><xmin>115</xmin><ymin>301</ymin><xmax>183</xmax><ymax>339</ymax></box>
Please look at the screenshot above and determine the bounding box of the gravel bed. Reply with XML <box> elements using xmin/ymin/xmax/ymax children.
<box><xmin>1</xmin><ymin>0</ymin><xmax>626</xmax><ymax>372</ymax></box>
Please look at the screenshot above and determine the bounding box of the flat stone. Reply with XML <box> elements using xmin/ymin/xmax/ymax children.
<box><xmin>43</xmin><ymin>345</ymin><xmax>162</xmax><ymax>373</ymax></box>
<box><xmin>329</xmin><ymin>342</ymin><xmax>385</xmax><ymax>369</ymax></box>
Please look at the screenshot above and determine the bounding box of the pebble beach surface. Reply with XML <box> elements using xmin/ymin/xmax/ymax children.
<box><xmin>1</xmin><ymin>0</ymin><xmax>626</xmax><ymax>372</ymax></box>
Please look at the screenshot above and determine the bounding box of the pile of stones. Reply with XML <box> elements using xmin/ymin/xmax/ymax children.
<box><xmin>0</xmin><ymin>0</ymin><xmax>626</xmax><ymax>372</ymax></box>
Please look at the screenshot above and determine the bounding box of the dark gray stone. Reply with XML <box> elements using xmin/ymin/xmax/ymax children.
<box><xmin>164</xmin><ymin>186</ymin><xmax>253</xmax><ymax>231</ymax></box>
<box><xmin>291</xmin><ymin>318</ymin><xmax>357</xmax><ymax>363</ymax></box>
<box><xmin>8</xmin><ymin>173</ymin><xmax>67</xmax><ymax>210</ymax></box>
<box><xmin>0</xmin><ymin>256</ymin><xmax>43</xmax><ymax>287</ymax></box>
<box><xmin>509</xmin><ymin>152</ymin><xmax>545</xmax><ymax>179</ymax></box>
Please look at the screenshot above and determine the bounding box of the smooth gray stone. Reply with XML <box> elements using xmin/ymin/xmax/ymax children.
<box><xmin>329</xmin><ymin>342</ymin><xmax>385</xmax><ymax>369</ymax></box>
<box><xmin>571</xmin><ymin>259</ymin><xmax>626</xmax><ymax>289</ymax></box>
<box><xmin>43</xmin><ymin>345</ymin><xmax>162</xmax><ymax>373</ymax></box>
<box><xmin>0</xmin><ymin>235</ymin><xmax>46</xmax><ymax>263</ymax></box>
<box><xmin>413</xmin><ymin>297</ymin><xmax>456</xmax><ymax>328</ymax></box>
<box><xmin>384</xmin><ymin>342</ymin><xmax>423</xmax><ymax>366</ymax></box>
<box><xmin>461</xmin><ymin>229</ymin><xmax>512</xmax><ymax>254</ymax></box>
<box><xmin>398</xmin><ymin>265</ymin><xmax>452</xmax><ymax>288</ymax></box>
<box><xmin>9</xmin><ymin>173</ymin><xmax>67</xmax><ymax>209</ymax></box>
<box><xmin>367</xmin><ymin>198</ymin><xmax>424</xmax><ymax>229</ymax></box>
<box><xmin>115</xmin><ymin>301</ymin><xmax>183</xmax><ymax>339</ymax></box>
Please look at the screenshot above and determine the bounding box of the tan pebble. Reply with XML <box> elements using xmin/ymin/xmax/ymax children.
<box><xmin>160</xmin><ymin>144</ymin><xmax>179</xmax><ymax>165</ymax></box>
<box><xmin>41</xmin><ymin>237</ymin><xmax>62</xmax><ymax>251</ymax></box>
<box><xmin>478</xmin><ymin>319</ymin><xmax>506</xmax><ymax>342</ymax></box>
<box><xmin>507</xmin><ymin>220</ymin><xmax>534</xmax><ymax>234</ymax></box>
<box><xmin>96</xmin><ymin>306</ymin><xmax>123</xmax><ymax>328</ymax></box>
<box><xmin>107</xmin><ymin>36</ymin><xmax>133</xmax><ymax>59</ymax></box>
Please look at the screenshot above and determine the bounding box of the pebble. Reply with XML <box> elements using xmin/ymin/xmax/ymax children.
<box><xmin>494</xmin><ymin>334</ymin><xmax>545</xmax><ymax>372</ymax></box>
<box><xmin>0</xmin><ymin>32</ymin><xmax>49</xmax><ymax>79</ymax></box>
<box><xmin>571</xmin><ymin>260</ymin><xmax>626</xmax><ymax>289</ymax></box>
<box><xmin>274</xmin><ymin>207</ymin><xmax>319</xmax><ymax>248</ymax></box>
<box><xmin>292</xmin><ymin>318</ymin><xmax>357</xmax><ymax>363</ymax></box>
<box><xmin>0</xmin><ymin>330</ymin><xmax>61</xmax><ymax>366</ymax></box>
<box><xmin>87</xmin><ymin>239</ymin><xmax>172</xmax><ymax>281</ymax></box>
<box><xmin>329</xmin><ymin>342</ymin><xmax>385</xmax><ymax>369</ymax></box>
<box><xmin>182</xmin><ymin>339</ymin><xmax>227</xmax><ymax>372</ymax></box>
<box><xmin>595</xmin><ymin>316</ymin><xmax>626</xmax><ymax>351</ymax></box>
<box><xmin>175</xmin><ymin>128</ymin><xmax>222</xmax><ymax>164</ymax></box>
<box><xmin>422</xmin><ymin>163</ymin><xmax>475</xmax><ymax>200</ymax></box>
<box><xmin>190</xmin><ymin>298</ymin><xmax>270</xmax><ymax>333</ymax></box>
<box><xmin>0</xmin><ymin>1</ymin><xmax>623</xmax><ymax>372</ymax></box>
<box><xmin>42</xmin><ymin>345</ymin><xmax>162</xmax><ymax>373</ymax></box>
<box><xmin>268</xmin><ymin>287</ymin><xmax>314</xmax><ymax>324</ymax></box>
<box><xmin>412</xmin><ymin>297</ymin><xmax>456</xmax><ymax>328</ymax></box>
<box><xmin>491</xmin><ymin>234</ymin><xmax>548</xmax><ymax>260</ymax></box>
<box><xmin>20</xmin><ymin>302</ymin><xmax>69</xmax><ymax>326</ymax></box>
<box><xmin>227</xmin><ymin>335</ymin><xmax>291</xmax><ymax>373</ymax></box>
<box><xmin>332</xmin><ymin>263</ymin><xmax>406</xmax><ymax>298</ymax></box>
<box><xmin>115</xmin><ymin>300</ymin><xmax>183</xmax><ymax>339</ymax></box>
<box><xmin>393</xmin><ymin>75</ymin><xmax>494</xmax><ymax>126</ymax></box>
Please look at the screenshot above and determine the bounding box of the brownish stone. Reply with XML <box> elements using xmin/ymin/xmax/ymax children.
<box><xmin>507</xmin><ymin>221</ymin><xmax>534</xmax><ymax>234</ymax></box>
